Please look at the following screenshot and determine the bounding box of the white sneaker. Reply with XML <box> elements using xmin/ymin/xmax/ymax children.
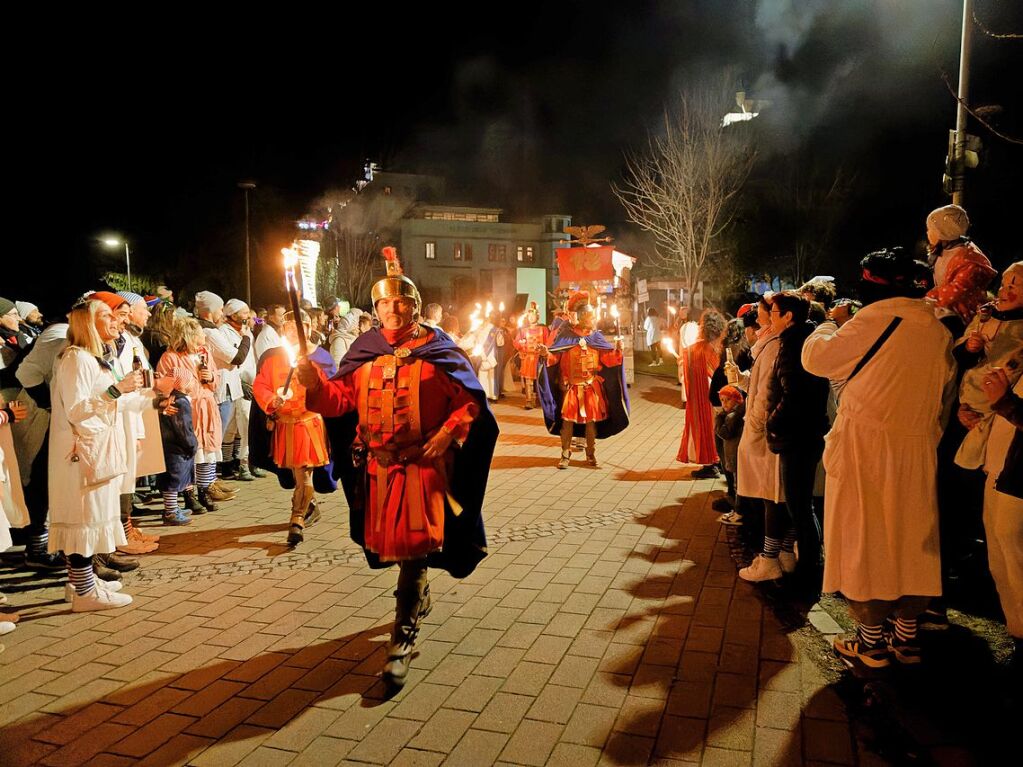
<box><xmin>0</xmin><ymin>621</ymin><xmax>15</xmax><ymax>636</ymax></box>
<box><xmin>739</xmin><ymin>554</ymin><xmax>783</xmax><ymax>582</ymax></box>
<box><xmin>779</xmin><ymin>551</ymin><xmax>797</xmax><ymax>574</ymax></box>
<box><xmin>65</xmin><ymin>580</ymin><xmax>125</xmax><ymax>604</ymax></box>
<box><xmin>71</xmin><ymin>587</ymin><xmax>132</xmax><ymax>612</ymax></box>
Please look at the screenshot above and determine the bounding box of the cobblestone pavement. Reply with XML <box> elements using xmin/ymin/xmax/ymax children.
<box><xmin>1</xmin><ymin>374</ymin><xmax>875</xmax><ymax>766</ymax></box>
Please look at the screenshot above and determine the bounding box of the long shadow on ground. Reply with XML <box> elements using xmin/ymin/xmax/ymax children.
<box><xmin>0</xmin><ymin>624</ymin><xmax>394</xmax><ymax>766</ymax></box>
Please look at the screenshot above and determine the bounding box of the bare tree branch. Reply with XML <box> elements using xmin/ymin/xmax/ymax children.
<box><xmin>612</xmin><ymin>80</ymin><xmax>756</xmax><ymax>304</ymax></box>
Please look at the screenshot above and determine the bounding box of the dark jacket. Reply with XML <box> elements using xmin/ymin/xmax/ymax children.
<box><xmin>714</xmin><ymin>401</ymin><xmax>745</xmax><ymax>473</ymax></box>
<box><xmin>157</xmin><ymin>393</ymin><xmax>198</xmax><ymax>492</ymax></box>
<box><xmin>765</xmin><ymin>321</ymin><xmax>831</xmax><ymax>454</ymax></box>
<box><xmin>992</xmin><ymin>389</ymin><xmax>1023</xmax><ymax>500</ymax></box>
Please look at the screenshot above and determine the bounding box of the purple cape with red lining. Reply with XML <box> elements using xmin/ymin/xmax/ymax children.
<box><xmin>324</xmin><ymin>326</ymin><xmax>498</xmax><ymax>578</ymax></box>
<box><xmin>537</xmin><ymin>324</ymin><xmax>630</xmax><ymax>439</ymax></box>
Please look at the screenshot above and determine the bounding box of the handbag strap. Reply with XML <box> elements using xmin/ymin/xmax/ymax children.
<box><xmin>847</xmin><ymin>317</ymin><xmax>902</xmax><ymax>383</ymax></box>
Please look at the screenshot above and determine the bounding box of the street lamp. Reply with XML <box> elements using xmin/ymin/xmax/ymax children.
<box><xmin>103</xmin><ymin>237</ymin><xmax>132</xmax><ymax>292</ymax></box>
<box><xmin>238</xmin><ymin>181</ymin><xmax>256</xmax><ymax>305</ymax></box>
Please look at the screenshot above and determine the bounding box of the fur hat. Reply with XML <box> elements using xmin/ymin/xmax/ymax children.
<box><xmin>194</xmin><ymin>291</ymin><xmax>225</xmax><ymax>316</ymax></box>
<box><xmin>15</xmin><ymin>301</ymin><xmax>38</xmax><ymax>319</ymax></box>
<box><xmin>927</xmin><ymin>204</ymin><xmax>970</xmax><ymax>241</ymax></box>
<box><xmin>223</xmin><ymin>298</ymin><xmax>249</xmax><ymax>317</ymax></box>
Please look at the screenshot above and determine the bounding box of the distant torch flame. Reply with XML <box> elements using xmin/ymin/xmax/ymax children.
<box><xmin>485</xmin><ymin>301</ymin><xmax>493</xmax><ymax>317</ymax></box>
<box><xmin>499</xmin><ymin>301</ymin><xmax>505</xmax><ymax>313</ymax></box>
<box><xmin>610</xmin><ymin>304</ymin><xmax>620</xmax><ymax>319</ymax></box>
<box><xmin>517</xmin><ymin>314</ymin><xmax>524</xmax><ymax>328</ymax></box>
<box><xmin>661</xmin><ymin>338</ymin><xmax>678</xmax><ymax>358</ymax></box>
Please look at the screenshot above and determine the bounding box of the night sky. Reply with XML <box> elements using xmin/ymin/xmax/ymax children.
<box><xmin>14</xmin><ymin>1</ymin><xmax>1022</xmax><ymax>312</ymax></box>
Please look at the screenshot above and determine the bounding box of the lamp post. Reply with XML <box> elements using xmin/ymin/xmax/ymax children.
<box><xmin>238</xmin><ymin>181</ymin><xmax>256</xmax><ymax>305</ymax></box>
<box><xmin>103</xmin><ymin>237</ymin><xmax>132</xmax><ymax>292</ymax></box>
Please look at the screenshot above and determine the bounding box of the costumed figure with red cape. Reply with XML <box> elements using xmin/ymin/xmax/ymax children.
<box><xmin>537</xmin><ymin>291</ymin><xmax>629</xmax><ymax>469</ymax></box>
<box><xmin>514</xmin><ymin>302</ymin><xmax>546</xmax><ymax>410</ymax></box>
<box><xmin>298</xmin><ymin>246</ymin><xmax>498</xmax><ymax>690</ymax></box>
<box><xmin>250</xmin><ymin>310</ymin><xmax>337</xmax><ymax>547</ymax></box>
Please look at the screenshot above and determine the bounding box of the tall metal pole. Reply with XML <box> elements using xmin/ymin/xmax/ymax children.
<box><xmin>953</xmin><ymin>0</ymin><xmax>972</xmax><ymax>206</ymax></box>
<box><xmin>239</xmin><ymin>181</ymin><xmax>256</xmax><ymax>305</ymax></box>
<box><xmin>125</xmin><ymin>242</ymin><xmax>132</xmax><ymax>293</ymax></box>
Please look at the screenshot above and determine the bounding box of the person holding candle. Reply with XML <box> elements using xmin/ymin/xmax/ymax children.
<box><xmin>536</xmin><ymin>291</ymin><xmax>629</xmax><ymax>469</ymax></box>
<box><xmin>251</xmin><ymin>310</ymin><xmax>337</xmax><ymax>547</ymax></box>
<box><xmin>297</xmin><ymin>246</ymin><xmax>498</xmax><ymax>689</ymax></box>
<box><xmin>156</xmin><ymin>318</ymin><xmax>230</xmax><ymax>521</ymax></box>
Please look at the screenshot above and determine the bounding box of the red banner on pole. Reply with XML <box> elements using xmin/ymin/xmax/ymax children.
<box><xmin>556</xmin><ymin>246</ymin><xmax>615</xmax><ymax>282</ymax></box>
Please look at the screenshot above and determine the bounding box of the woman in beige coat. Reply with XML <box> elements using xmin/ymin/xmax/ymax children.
<box><xmin>802</xmin><ymin>249</ymin><xmax>955</xmax><ymax>673</ymax></box>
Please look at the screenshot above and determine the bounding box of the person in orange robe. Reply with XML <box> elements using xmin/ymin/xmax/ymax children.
<box><xmin>677</xmin><ymin>310</ymin><xmax>727</xmax><ymax>471</ymax></box>
<box><xmin>513</xmin><ymin>302</ymin><xmax>547</xmax><ymax>409</ymax></box>
<box><xmin>252</xmin><ymin>310</ymin><xmax>332</xmax><ymax>547</ymax></box>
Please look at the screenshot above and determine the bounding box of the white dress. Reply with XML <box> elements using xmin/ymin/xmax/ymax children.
<box><xmin>802</xmin><ymin>298</ymin><xmax>955</xmax><ymax>602</ymax></box>
<box><xmin>735</xmin><ymin>330</ymin><xmax>783</xmax><ymax>503</ymax></box>
<box><xmin>48</xmin><ymin>348</ymin><xmax>153</xmax><ymax>557</ymax></box>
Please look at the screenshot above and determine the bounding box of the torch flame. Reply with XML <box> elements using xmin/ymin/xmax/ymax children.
<box><xmin>485</xmin><ymin>301</ymin><xmax>493</xmax><ymax>317</ymax></box>
<box><xmin>661</xmin><ymin>338</ymin><xmax>678</xmax><ymax>358</ymax></box>
<box><xmin>282</xmin><ymin>247</ymin><xmax>298</xmax><ymax>269</ymax></box>
<box><xmin>668</xmin><ymin>306</ymin><xmax>677</xmax><ymax>316</ymax></box>
<box><xmin>283</xmin><ymin>340</ymin><xmax>298</xmax><ymax>368</ymax></box>
<box><xmin>680</xmin><ymin>321</ymin><xmax>699</xmax><ymax>349</ymax></box>
<box><xmin>517</xmin><ymin>314</ymin><xmax>524</xmax><ymax>328</ymax></box>
<box><xmin>610</xmin><ymin>304</ymin><xmax>620</xmax><ymax>319</ymax></box>
<box><xmin>499</xmin><ymin>301</ymin><xmax>505</xmax><ymax>313</ymax></box>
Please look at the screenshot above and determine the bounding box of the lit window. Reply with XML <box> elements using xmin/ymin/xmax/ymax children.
<box><xmin>425</xmin><ymin>242</ymin><xmax>436</xmax><ymax>260</ymax></box>
<box><xmin>525</xmin><ymin>246</ymin><xmax>534</xmax><ymax>263</ymax></box>
<box><xmin>516</xmin><ymin>246</ymin><xmax>524</xmax><ymax>262</ymax></box>
<box><xmin>454</xmin><ymin>242</ymin><xmax>462</xmax><ymax>261</ymax></box>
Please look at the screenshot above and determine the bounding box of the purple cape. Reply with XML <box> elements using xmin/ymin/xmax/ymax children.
<box><xmin>537</xmin><ymin>325</ymin><xmax>630</xmax><ymax>439</ymax></box>
<box><xmin>327</xmin><ymin>326</ymin><xmax>498</xmax><ymax>578</ymax></box>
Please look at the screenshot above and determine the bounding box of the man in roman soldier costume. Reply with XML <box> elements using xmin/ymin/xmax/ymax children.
<box><xmin>537</xmin><ymin>291</ymin><xmax>629</xmax><ymax>469</ymax></box>
<box><xmin>514</xmin><ymin>302</ymin><xmax>546</xmax><ymax>410</ymax></box>
<box><xmin>297</xmin><ymin>246</ymin><xmax>498</xmax><ymax>689</ymax></box>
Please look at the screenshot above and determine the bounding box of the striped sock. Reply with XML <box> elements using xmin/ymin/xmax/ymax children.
<box><xmin>29</xmin><ymin>530</ymin><xmax>49</xmax><ymax>557</ymax></box>
<box><xmin>233</xmin><ymin>437</ymin><xmax>242</xmax><ymax>462</ymax></box>
<box><xmin>163</xmin><ymin>491</ymin><xmax>180</xmax><ymax>513</ymax></box>
<box><xmin>67</xmin><ymin>559</ymin><xmax>96</xmax><ymax>596</ymax></box>
<box><xmin>894</xmin><ymin>618</ymin><xmax>918</xmax><ymax>642</ymax></box>
<box><xmin>858</xmin><ymin>622</ymin><xmax>884</xmax><ymax>648</ymax></box>
<box><xmin>762</xmin><ymin>536</ymin><xmax>782</xmax><ymax>559</ymax></box>
<box><xmin>781</xmin><ymin>528</ymin><xmax>797</xmax><ymax>553</ymax></box>
<box><xmin>221</xmin><ymin>441</ymin><xmax>236</xmax><ymax>463</ymax></box>
<box><xmin>196</xmin><ymin>462</ymin><xmax>217</xmax><ymax>489</ymax></box>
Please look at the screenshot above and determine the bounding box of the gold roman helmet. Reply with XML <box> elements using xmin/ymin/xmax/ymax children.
<box><xmin>371</xmin><ymin>246</ymin><xmax>422</xmax><ymax>310</ymax></box>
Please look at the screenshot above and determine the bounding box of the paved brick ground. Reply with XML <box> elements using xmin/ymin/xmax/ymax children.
<box><xmin>1</xmin><ymin>374</ymin><xmax>865</xmax><ymax>766</ymax></box>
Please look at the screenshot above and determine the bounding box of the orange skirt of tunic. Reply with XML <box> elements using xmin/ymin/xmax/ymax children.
<box><xmin>270</xmin><ymin>413</ymin><xmax>329</xmax><ymax>469</ymax></box>
<box><xmin>364</xmin><ymin>455</ymin><xmax>451</xmax><ymax>562</ymax></box>
<box><xmin>561</xmin><ymin>379</ymin><xmax>609</xmax><ymax>424</ymax></box>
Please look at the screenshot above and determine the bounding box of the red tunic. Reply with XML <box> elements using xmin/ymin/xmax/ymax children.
<box><xmin>514</xmin><ymin>325</ymin><xmax>546</xmax><ymax>380</ymax></box>
<box><xmin>548</xmin><ymin>332</ymin><xmax>623</xmax><ymax>424</ymax></box>
<box><xmin>677</xmin><ymin>340</ymin><xmax>719</xmax><ymax>464</ymax></box>
<box><xmin>305</xmin><ymin>328</ymin><xmax>478</xmax><ymax>562</ymax></box>
<box><xmin>252</xmin><ymin>352</ymin><xmax>329</xmax><ymax>469</ymax></box>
